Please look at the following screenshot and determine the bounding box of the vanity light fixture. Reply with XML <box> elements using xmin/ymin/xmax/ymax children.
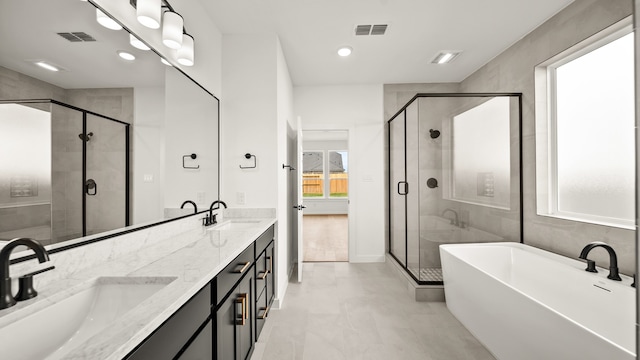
<box><xmin>137</xmin><ymin>0</ymin><xmax>162</xmax><ymax>29</ymax></box>
<box><xmin>35</xmin><ymin>61</ymin><xmax>59</xmax><ymax>72</ymax></box>
<box><xmin>129</xmin><ymin>34</ymin><xmax>150</xmax><ymax>51</ymax></box>
<box><xmin>162</xmin><ymin>11</ymin><xmax>183</xmax><ymax>49</ymax></box>
<box><xmin>177</xmin><ymin>34</ymin><xmax>194</xmax><ymax>66</ymax></box>
<box><xmin>431</xmin><ymin>51</ymin><xmax>461</xmax><ymax>64</ymax></box>
<box><xmin>117</xmin><ymin>50</ymin><xmax>136</xmax><ymax>61</ymax></box>
<box><xmin>96</xmin><ymin>9</ymin><xmax>122</xmax><ymax>30</ymax></box>
<box><xmin>337</xmin><ymin>46</ymin><xmax>352</xmax><ymax>57</ymax></box>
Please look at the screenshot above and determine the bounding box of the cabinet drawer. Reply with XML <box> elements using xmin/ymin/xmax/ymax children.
<box><xmin>266</xmin><ymin>242</ymin><xmax>275</xmax><ymax>305</ymax></box>
<box><xmin>255</xmin><ymin>283</ymin><xmax>269</xmax><ymax>340</ymax></box>
<box><xmin>255</xmin><ymin>251</ymin><xmax>268</xmax><ymax>288</ymax></box>
<box><xmin>125</xmin><ymin>284</ymin><xmax>211</xmax><ymax>360</ymax></box>
<box><xmin>216</xmin><ymin>243</ymin><xmax>255</xmax><ymax>305</ymax></box>
<box><xmin>255</xmin><ymin>226</ymin><xmax>274</xmax><ymax>257</ymax></box>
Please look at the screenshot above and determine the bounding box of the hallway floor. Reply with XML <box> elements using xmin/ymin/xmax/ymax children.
<box><xmin>303</xmin><ymin>215</ymin><xmax>348</xmax><ymax>262</ymax></box>
<box><xmin>251</xmin><ymin>262</ymin><xmax>495</xmax><ymax>360</ymax></box>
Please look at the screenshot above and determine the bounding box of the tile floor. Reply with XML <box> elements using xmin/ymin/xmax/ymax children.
<box><xmin>303</xmin><ymin>215</ymin><xmax>348</xmax><ymax>262</ymax></box>
<box><xmin>251</xmin><ymin>262</ymin><xmax>495</xmax><ymax>360</ymax></box>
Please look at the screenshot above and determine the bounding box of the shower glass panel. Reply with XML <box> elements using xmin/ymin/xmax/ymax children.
<box><xmin>388</xmin><ymin>93</ymin><xmax>522</xmax><ymax>285</ymax></box>
<box><xmin>405</xmin><ymin>102</ymin><xmax>420</xmax><ymax>279</ymax></box>
<box><xmin>389</xmin><ymin>110</ymin><xmax>406</xmax><ymax>266</ymax></box>
<box><xmin>85</xmin><ymin>113</ymin><xmax>127</xmax><ymax>236</ymax></box>
<box><xmin>0</xmin><ymin>103</ymin><xmax>53</xmax><ymax>244</ymax></box>
<box><xmin>51</xmin><ymin>103</ymin><xmax>84</xmax><ymax>242</ymax></box>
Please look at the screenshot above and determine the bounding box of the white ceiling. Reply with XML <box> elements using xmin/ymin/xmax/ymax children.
<box><xmin>202</xmin><ymin>0</ymin><xmax>575</xmax><ymax>86</ymax></box>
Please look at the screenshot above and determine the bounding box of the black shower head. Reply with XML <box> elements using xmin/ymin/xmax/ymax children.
<box><xmin>429</xmin><ymin>129</ymin><xmax>440</xmax><ymax>139</ymax></box>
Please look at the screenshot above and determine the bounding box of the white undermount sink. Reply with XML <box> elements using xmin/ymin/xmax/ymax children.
<box><xmin>212</xmin><ymin>220</ymin><xmax>261</xmax><ymax>231</ymax></box>
<box><xmin>0</xmin><ymin>276</ymin><xmax>176</xmax><ymax>360</ymax></box>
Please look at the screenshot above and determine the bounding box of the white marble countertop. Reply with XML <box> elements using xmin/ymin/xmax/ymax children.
<box><xmin>0</xmin><ymin>211</ymin><xmax>276</xmax><ymax>360</ymax></box>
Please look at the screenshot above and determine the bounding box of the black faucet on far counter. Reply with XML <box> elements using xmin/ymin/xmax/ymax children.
<box><xmin>180</xmin><ymin>200</ymin><xmax>198</xmax><ymax>214</ymax></box>
<box><xmin>578</xmin><ymin>241</ymin><xmax>622</xmax><ymax>281</ymax></box>
<box><xmin>203</xmin><ymin>200</ymin><xmax>227</xmax><ymax>226</ymax></box>
<box><xmin>0</xmin><ymin>238</ymin><xmax>55</xmax><ymax>310</ymax></box>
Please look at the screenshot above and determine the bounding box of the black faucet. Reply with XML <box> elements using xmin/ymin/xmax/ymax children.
<box><xmin>204</xmin><ymin>200</ymin><xmax>227</xmax><ymax>226</ymax></box>
<box><xmin>578</xmin><ymin>241</ymin><xmax>622</xmax><ymax>281</ymax></box>
<box><xmin>442</xmin><ymin>208</ymin><xmax>459</xmax><ymax>227</ymax></box>
<box><xmin>0</xmin><ymin>238</ymin><xmax>55</xmax><ymax>310</ymax></box>
<box><xmin>180</xmin><ymin>200</ymin><xmax>198</xmax><ymax>214</ymax></box>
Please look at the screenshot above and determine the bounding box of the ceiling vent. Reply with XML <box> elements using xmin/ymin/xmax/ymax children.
<box><xmin>355</xmin><ymin>25</ymin><xmax>372</xmax><ymax>36</ymax></box>
<box><xmin>57</xmin><ymin>32</ymin><xmax>96</xmax><ymax>42</ymax></box>
<box><xmin>355</xmin><ymin>24</ymin><xmax>388</xmax><ymax>36</ymax></box>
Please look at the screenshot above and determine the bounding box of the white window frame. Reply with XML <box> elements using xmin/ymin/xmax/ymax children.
<box><xmin>534</xmin><ymin>16</ymin><xmax>634</xmax><ymax>229</ymax></box>
<box><xmin>327</xmin><ymin>149</ymin><xmax>348</xmax><ymax>199</ymax></box>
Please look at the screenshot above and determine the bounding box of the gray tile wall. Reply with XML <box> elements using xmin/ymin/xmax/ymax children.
<box><xmin>384</xmin><ymin>0</ymin><xmax>635</xmax><ymax>274</ymax></box>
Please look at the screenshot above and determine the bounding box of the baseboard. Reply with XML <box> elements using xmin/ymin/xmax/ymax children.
<box><xmin>349</xmin><ymin>254</ymin><xmax>386</xmax><ymax>263</ymax></box>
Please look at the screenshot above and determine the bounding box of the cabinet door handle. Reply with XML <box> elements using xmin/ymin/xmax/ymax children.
<box><xmin>234</xmin><ymin>261</ymin><xmax>251</xmax><ymax>274</ymax></box>
<box><xmin>266</xmin><ymin>256</ymin><xmax>272</xmax><ymax>273</ymax></box>
<box><xmin>258</xmin><ymin>306</ymin><xmax>270</xmax><ymax>320</ymax></box>
<box><xmin>235</xmin><ymin>293</ymin><xmax>248</xmax><ymax>325</ymax></box>
<box><xmin>258</xmin><ymin>271</ymin><xmax>268</xmax><ymax>280</ymax></box>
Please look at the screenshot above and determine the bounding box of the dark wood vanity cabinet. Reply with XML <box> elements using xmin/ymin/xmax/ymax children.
<box><xmin>124</xmin><ymin>224</ymin><xmax>275</xmax><ymax>360</ymax></box>
<box><xmin>125</xmin><ymin>284</ymin><xmax>212</xmax><ymax>360</ymax></box>
<box><xmin>215</xmin><ymin>267</ymin><xmax>255</xmax><ymax>360</ymax></box>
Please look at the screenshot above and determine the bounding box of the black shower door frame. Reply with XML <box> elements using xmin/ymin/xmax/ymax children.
<box><xmin>0</xmin><ymin>99</ymin><xmax>131</xmax><ymax>238</ymax></box>
<box><xmin>387</xmin><ymin>93</ymin><xmax>523</xmax><ymax>286</ymax></box>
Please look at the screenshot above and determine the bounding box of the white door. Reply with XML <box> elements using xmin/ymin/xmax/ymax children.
<box><xmin>295</xmin><ymin>117</ymin><xmax>305</xmax><ymax>282</ymax></box>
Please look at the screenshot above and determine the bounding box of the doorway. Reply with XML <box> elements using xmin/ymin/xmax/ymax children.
<box><xmin>301</xmin><ymin>130</ymin><xmax>349</xmax><ymax>262</ymax></box>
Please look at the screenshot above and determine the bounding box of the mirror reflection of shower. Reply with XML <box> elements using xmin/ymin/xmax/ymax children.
<box><xmin>0</xmin><ymin>101</ymin><xmax>129</xmax><ymax>247</ymax></box>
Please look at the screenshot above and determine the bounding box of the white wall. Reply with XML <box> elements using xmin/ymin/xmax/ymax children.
<box><xmin>221</xmin><ymin>33</ymin><xmax>295</xmax><ymax>305</ymax></box>
<box><xmin>220</xmin><ymin>34</ymin><xmax>277</xmax><ymax>208</ymax></box>
<box><xmin>294</xmin><ymin>85</ymin><xmax>385</xmax><ymax>262</ymax></box>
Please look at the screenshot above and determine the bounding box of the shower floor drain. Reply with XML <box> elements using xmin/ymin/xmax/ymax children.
<box><xmin>419</xmin><ymin>268</ymin><xmax>443</xmax><ymax>282</ymax></box>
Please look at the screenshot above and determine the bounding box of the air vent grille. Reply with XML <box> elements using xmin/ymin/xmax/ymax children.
<box><xmin>355</xmin><ymin>25</ymin><xmax>372</xmax><ymax>36</ymax></box>
<box><xmin>354</xmin><ymin>24</ymin><xmax>388</xmax><ymax>36</ymax></box>
<box><xmin>57</xmin><ymin>32</ymin><xmax>96</xmax><ymax>42</ymax></box>
<box><xmin>370</xmin><ymin>24</ymin><xmax>387</xmax><ymax>35</ymax></box>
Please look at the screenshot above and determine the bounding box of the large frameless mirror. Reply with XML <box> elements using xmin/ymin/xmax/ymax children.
<box><xmin>0</xmin><ymin>0</ymin><xmax>219</xmax><ymax>250</ymax></box>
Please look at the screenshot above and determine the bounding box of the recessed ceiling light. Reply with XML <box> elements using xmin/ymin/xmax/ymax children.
<box><xmin>431</xmin><ymin>51</ymin><xmax>461</xmax><ymax>64</ymax></box>
<box><xmin>117</xmin><ymin>50</ymin><xmax>136</xmax><ymax>61</ymax></box>
<box><xmin>337</xmin><ymin>46</ymin><xmax>352</xmax><ymax>57</ymax></box>
<box><xmin>160</xmin><ymin>58</ymin><xmax>172</xmax><ymax>66</ymax></box>
<box><xmin>129</xmin><ymin>34</ymin><xmax>150</xmax><ymax>51</ymax></box>
<box><xmin>96</xmin><ymin>9</ymin><xmax>122</xmax><ymax>31</ymax></box>
<box><xmin>35</xmin><ymin>61</ymin><xmax>59</xmax><ymax>72</ymax></box>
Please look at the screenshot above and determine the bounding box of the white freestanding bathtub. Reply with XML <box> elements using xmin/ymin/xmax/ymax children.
<box><xmin>440</xmin><ymin>242</ymin><xmax>635</xmax><ymax>360</ymax></box>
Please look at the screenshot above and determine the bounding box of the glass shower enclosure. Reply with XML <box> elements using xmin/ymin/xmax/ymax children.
<box><xmin>0</xmin><ymin>100</ymin><xmax>129</xmax><ymax>245</ymax></box>
<box><xmin>388</xmin><ymin>93</ymin><xmax>522</xmax><ymax>284</ymax></box>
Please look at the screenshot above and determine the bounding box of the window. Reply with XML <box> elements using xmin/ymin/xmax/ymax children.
<box><xmin>302</xmin><ymin>150</ymin><xmax>348</xmax><ymax>198</ymax></box>
<box><xmin>329</xmin><ymin>151</ymin><xmax>348</xmax><ymax>198</ymax></box>
<box><xmin>302</xmin><ymin>151</ymin><xmax>323</xmax><ymax>197</ymax></box>
<box><xmin>535</xmin><ymin>18</ymin><xmax>635</xmax><ymax>228</ymax></box>
<box><xmin>444</xmin><ymin>97</ymin><xmax>511</xmax><ymax>209</ymax></box>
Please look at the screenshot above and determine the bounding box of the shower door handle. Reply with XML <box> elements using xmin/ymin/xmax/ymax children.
<box><xmin>85</xmin><ymin>179</ymin><xmax>97</xmax><ymax>196</ymax></box>
<box><xmin>397</xmin><ymin>181</ymin><xmax>408</xmax><ymax>195</ymax></box>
